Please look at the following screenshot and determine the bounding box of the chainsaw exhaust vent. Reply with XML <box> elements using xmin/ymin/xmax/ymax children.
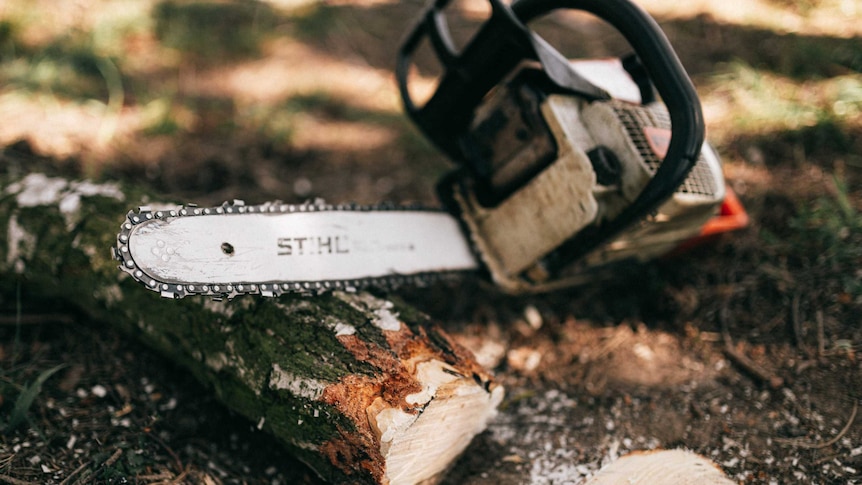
<box><xmin>612</xmin><ymin>101</ymin><xmax>720</xmax><ymax>199</ymax></box>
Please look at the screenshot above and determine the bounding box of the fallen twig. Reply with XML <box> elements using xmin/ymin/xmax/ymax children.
<box><xmin>58</xmin><ymin>459</ymin><xmax>91</xmax><ymax>485</ymax></box>
<box><xmin>78</xmin><ymin>448</ymin><xmax>123</xmax><ymax>485</ymax></box>
<box><xmin>791</xmin><ymin>292</ymin><xmax>802</xmax><ymax>349</ymax></box>
<box><xmin>720</xmin><ymin>306</ymin><xmax>784</xmax><ymax>389</ymax></box>
<box><xmin>0</xmin><ymin>474</ymin><xmax>38</xmax><ymax>485</ymax></box>
<box><xmin>103</xmin><ymin>448</ymin><xmax>123</xmax><ymax>469</ymax></box>
<box><xmin>147</xmin><ymin>430</ymin><xmax>184</xmax><ymax>475</ymax></box>
<box><xmin>167</xmin><ymin>469</ymin><xmax>189</xmax><ymax>485</ymax></box>
<box><xmin>722</xmin><ymin>342</ymin><xmax>785</xmax><ymax>389</ymax></box>
<box><xmin>775</xmin><ymin>400</ymin><xmax>858</xmax><ymax>449</ymax></box>
<box><xmin>135</xmin><ymin>472</ymin><xmax>174</xmax><ymax>482</ymax></box>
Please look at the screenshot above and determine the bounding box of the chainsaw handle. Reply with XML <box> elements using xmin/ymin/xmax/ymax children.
<box><xmin>397</xmin><ymin>0</ymin><xmax>539</xmax><ymax>161</ymax></box>
<box><xmin>398</xmin><ymin>0</ymin><xmax>706</xmax><ymax>268</ymax></box>
<box><xmin>511</xmin><ymin>0</ymin><xmax>706</xmax><ymax>264</ymax></box>
<box><xmin>398</xmin><ymin>0</ymin><xmax>703</xmax><ymax>191</ymax></box>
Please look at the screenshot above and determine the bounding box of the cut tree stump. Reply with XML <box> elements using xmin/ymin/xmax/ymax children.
<box><xmin>0</xmin><ymin>172</ymin><xmax>503</xmax><ymax>485</ymax></box>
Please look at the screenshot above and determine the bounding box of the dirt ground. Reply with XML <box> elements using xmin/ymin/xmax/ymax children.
<box><xmin>1</xmin><ymin>0</ymin><xmax>861</xmax><ymax>483</ymax></box>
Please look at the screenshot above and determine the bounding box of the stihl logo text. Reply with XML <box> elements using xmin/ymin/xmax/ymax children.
<box><xmin>277</xmin><ymin>236</ymin><xmax>349</xmax><ymax>256</ymax></box>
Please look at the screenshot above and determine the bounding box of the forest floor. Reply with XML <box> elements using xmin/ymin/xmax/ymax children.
<box><xmin>0</xmin><ymin>0</ymin><xmax>860</xmax><ymax>483</ymax></box>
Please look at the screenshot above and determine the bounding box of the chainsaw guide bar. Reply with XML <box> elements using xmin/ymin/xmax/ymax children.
<box><xmin>113</xmin><ymin>200</ymin><xmax>478</xmax><ymax>299</ymax></box>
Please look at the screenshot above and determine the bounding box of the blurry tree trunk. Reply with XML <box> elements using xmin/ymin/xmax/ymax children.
<box><xmin>0</xmin><ymin>172</ymin><xmax>502</xmax><ymax>485</ymax></box>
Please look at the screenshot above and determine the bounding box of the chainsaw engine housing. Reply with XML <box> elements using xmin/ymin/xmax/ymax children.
<box><xmin>399</xmin><ymin>0</ymin><xmax>718</xmax><ymax>293</ymax></box>
<box><xmin>448</xmin><ymin>61</ymin><xmax>725</xmax><ymax>292</ymax></box>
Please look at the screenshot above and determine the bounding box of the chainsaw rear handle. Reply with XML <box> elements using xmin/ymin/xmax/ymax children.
<box><xmin>398</xmin><ymin>0</ymin><xmax>705</xmax><ymax>267</ymax></box>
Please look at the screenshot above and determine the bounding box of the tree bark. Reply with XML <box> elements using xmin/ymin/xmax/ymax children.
<box><xmin>0</xmin><ymin>172</ymin><xmax>503</xmax><ymax>485</ymax></box>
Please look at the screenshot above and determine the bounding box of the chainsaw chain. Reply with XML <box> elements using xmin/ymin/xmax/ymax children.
<box><xmin>113</xmin><ymin>199</ymin><xmax>468</xmax><ymax>300</ymax></box>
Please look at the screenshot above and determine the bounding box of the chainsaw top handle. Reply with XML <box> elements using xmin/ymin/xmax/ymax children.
<box><xmin>397</xmin><ymin>0</ymin><xmax>705</xmax><ymax>267</ymax></box>
<box><xmin>397</xmin><ymin>0</ymin><xmax>612</xmax><ymax>162</ymax></box>
<box><xmin>512</xmin><ymin>0</ymin><xmax>705</xmax><ymax>266</ymax></box>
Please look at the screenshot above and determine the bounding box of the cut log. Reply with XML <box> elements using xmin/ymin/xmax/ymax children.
<box><xmin>585</xmin><ymin>449</ymin><xmax>735</xmax><ymax>485</ymax></box>
<box><xmin>0</xmin><ymin>172</ymin><xmax>503</xmax><ymax>485</ymax></box>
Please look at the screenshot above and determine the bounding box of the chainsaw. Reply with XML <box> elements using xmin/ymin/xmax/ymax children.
<box><xmin>113</xmin><ymin>0</ymin><xmax>739</xmax><ymax>299</ymax></box>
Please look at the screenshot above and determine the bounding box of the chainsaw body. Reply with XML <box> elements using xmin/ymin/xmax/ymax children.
<box><xmin>398</xmin><ymin>0</ymin><xmax>724</xmax><ymax>292</ymax></box>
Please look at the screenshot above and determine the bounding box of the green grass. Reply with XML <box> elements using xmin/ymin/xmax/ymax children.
<box><xmin>702</xmin><ymin>61</ymin><xmax>862</xmax><ymax>165</ymax></box>
<box><xmin>289</xmin><ymin>3</ymin><xmax>340</xmax><ymax>41</ymax></box>
<box><xmin>0</xmin><ymin>42</ymin><xmax>114</xmax><ymax>102</ymax></box>
<box><xmin>0</xmin><ymin>20</ymin><xmax>15</xmax><ymax>55</ymax></box>
<box><xmin>140</xmin><ymin>98</ymin><xmax>185</xmax><ymax>136</ymax></box>
<box><xmin>787</xmin><ymin>175</ymin><xmax>862</xmax><ymax>295</ymax></box>
<box><xmin>0</xmin><ymin>2</ymin><xmax>142</xmax><ymax>104</ymax></box>
<box><xmin>762</xmin><ymin>32</ymin><xmax>862</xmax><ymax>78</ymax></box>
<box><xmin>241</xmin><ymin>103</ymin><xmax>298</xmax><ymax>151</ymax></box>
<box><xmin>152</xmin><ymin>0</ymin><xmax>280</xmax><ymax>62</ymax></box>
<box><xmin>283</xmin><ymin>92</ymin><xmax>403</xmax><ymax>125</ymax></box>
<box><xmin>1</xmin><ymin>364</ymin><xmax>67</xmax><ymax>433</ymax></box>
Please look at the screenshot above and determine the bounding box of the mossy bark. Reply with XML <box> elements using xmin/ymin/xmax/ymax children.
<box><xmin>0</xmin><ymin>173</ymin><xmax>502</xmax><ymax>485</ymax></box>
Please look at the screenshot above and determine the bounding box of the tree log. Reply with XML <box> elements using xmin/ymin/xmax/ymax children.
<box><xmin>0</xmin><ymin>172</ymin><xmax>503</xmax><ymax>485</ymax></box>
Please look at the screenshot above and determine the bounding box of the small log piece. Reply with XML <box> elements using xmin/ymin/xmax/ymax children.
<box><xmin>586</xmin><ymin>449</ymin><xmax>735</xmax><ymax>485</ymax></box>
